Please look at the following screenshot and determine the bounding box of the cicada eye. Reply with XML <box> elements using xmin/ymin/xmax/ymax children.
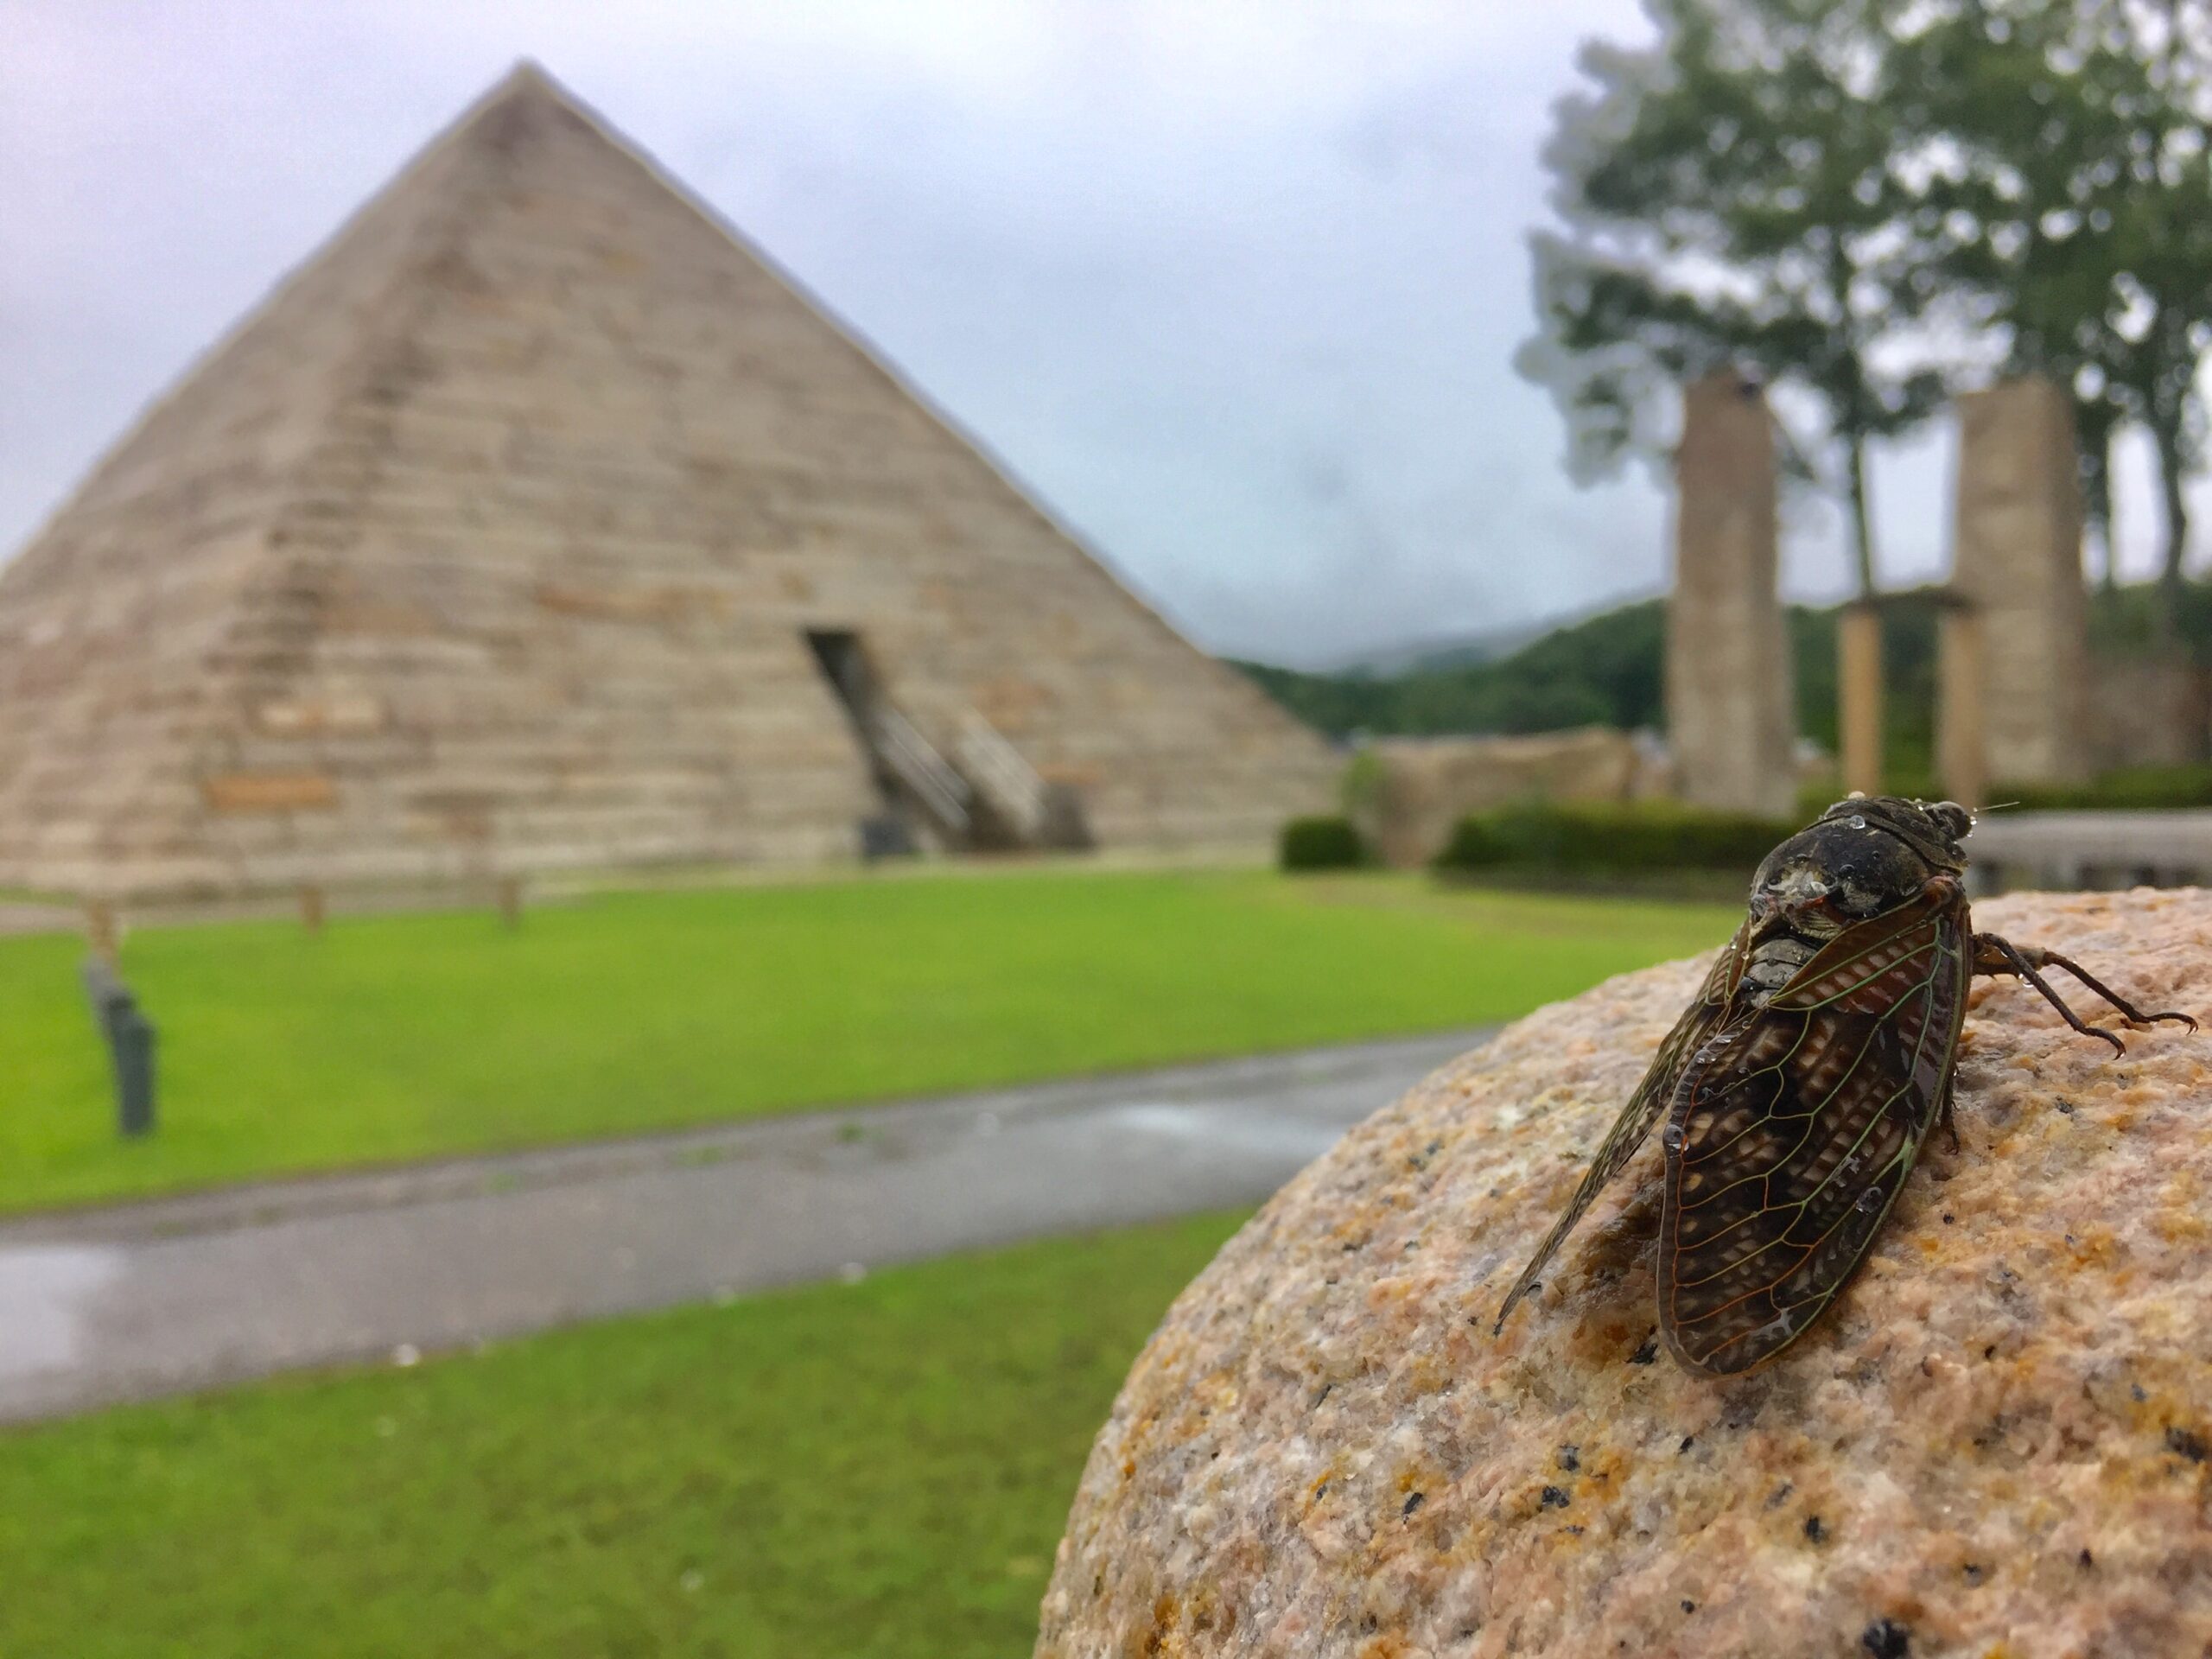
<box><xmin>1926</xmin><ymin>802</ymin><xmax>1972</xmax><ymax>842</ymax></box>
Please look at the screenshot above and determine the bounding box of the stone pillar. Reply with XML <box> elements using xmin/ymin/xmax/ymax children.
<box><xmin>1837</xmin><ymin>602</ymin><xmax>1884</xmax><ymax>798</ymax></box>
<box><xmin>1937</xmin><ymin>601</ymin><xmax>1987</xmax><ymax>809</ymax></box>
<box><xmin>1666</xmin><ymin>372</ymin><xmax>1796</xmax><ymax>817</ymax></box>
<box><xmin>1948</xmin><ymin>377</ymin><xmax>2090</xmax><ymax>785</ymax></box>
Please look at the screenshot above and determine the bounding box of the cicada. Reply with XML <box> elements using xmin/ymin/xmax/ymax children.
<box><xmin>1493</xmin><ymin>795</ymin><xmax>2196</xmax><ymax>1376</ymax></box>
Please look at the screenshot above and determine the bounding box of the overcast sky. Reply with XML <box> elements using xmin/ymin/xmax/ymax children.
<box><xmin>3</xmin><ymin>2</ymin><xmax>2204</xmax><ymax>668</ymax></box>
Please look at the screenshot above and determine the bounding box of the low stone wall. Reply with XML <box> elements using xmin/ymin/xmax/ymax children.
<box><xmin>1351</xmin><ymin>728</ymin><xmax>1661</xmax><ymax>868</ymax></box>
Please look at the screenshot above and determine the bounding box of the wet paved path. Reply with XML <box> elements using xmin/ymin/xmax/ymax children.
<box><xmin>0</xmin><ymin>1028</ymin><xmax>1491</xmax><ymax>1421</ymax></box>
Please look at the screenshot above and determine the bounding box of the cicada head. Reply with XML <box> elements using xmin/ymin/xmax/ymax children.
<box><xmin>1747</xmin><ymin>795</ymin><xmax>1972</xmax><ymax>938</ymax></box>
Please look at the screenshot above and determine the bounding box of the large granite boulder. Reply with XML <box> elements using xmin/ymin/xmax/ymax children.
<box><xmin>1038</xmin><ymin>889</ymin><xmax>2212</xmax><ymax>1658</ymax></box>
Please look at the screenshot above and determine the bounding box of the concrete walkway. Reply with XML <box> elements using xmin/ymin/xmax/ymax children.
<box><xmin>0</xmin><ymin>1027</ymin><xmax>1491</xmax><ymax>1422</ymax></box>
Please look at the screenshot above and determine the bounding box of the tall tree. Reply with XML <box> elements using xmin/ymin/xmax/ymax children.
<box><xmin>1904</xmin><ymin>0</ymin><xmax>2212</xmax><ymax>624</ymax></box>
<box><xmin>1517</xmin><ymin>0</ymin><xmax>1944</xmax><ymax>598</ymax></box>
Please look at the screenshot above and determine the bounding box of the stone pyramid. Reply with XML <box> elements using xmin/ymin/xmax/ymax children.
<box><xmin>0</xmin><ymin>64</ymin><xmax>1335</xmax><ymax>898</ymax></box>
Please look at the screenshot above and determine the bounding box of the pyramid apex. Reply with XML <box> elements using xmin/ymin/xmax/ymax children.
<box><xmin>460</xmin><ymin>60</ymin><xmax>594</xmax><ymax>129</ymax></box>
<box><xmin>491</xmin><ymin>59</ymin><xmax>562</xmax><ymax>101</ymax></box>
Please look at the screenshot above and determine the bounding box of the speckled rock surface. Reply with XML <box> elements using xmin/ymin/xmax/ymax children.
<box><xmin>1038</xmin><ymin>889</ymin><xmax>2212</xmax><ymax>1659</ymax></box>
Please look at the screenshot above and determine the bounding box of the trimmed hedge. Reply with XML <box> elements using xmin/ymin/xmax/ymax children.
<box><xmin>1999</xmin><ymin>763</ymin><xmax>2212</xmax><ymax>811</ymax></box>
<box><xmin>1433</xmin><ymin>800</ymin><xmax>1795</xmax><ymax>876</ymax></box>
<box><xmin>1796</xmin><ymin>777</ymin><xmax>1936</xmax><ymax>825</ymax></box>
<box><xmin>1279</xmin><ymin>816</ymin><xmax>1368</xmax><ymax>872</ymax></box>
<box><xmin>1796</xmin><ymin>763</ymin><xmax>2212</xmax><ymax>821</ymax></box>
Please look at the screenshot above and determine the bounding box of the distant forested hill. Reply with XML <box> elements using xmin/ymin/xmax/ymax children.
<box><xmin>1234</xmin><ymin>582</ymin><xmax>2211</xmax><ymax>777</ymax></box>
<box><xmin>1234</xmin><ymin>601</ymin><xmax>1667</xmax><ymax>740</ymax></box>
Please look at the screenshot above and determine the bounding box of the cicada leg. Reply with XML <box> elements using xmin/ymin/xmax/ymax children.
<box><xmin>1972</xmin><ymin>933</ymin><xmax>2197</xmax><ymax>1055</ymax></box>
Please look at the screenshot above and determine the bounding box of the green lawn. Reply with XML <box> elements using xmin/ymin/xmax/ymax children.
<box><xmin>0</xmin><ymin>1211</ymin><xmax>1244</xmax><ymax>1659</ymax></box>
<box><xmin>0</xmin><ymin>869</ymin><xmax>1733</xmax><ymax>1211</ymax></box>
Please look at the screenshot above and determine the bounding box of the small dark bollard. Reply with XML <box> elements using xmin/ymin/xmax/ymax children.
<box><xmin>81</xmin><ymin>957</ymin><xmax>156</xmax><ymax>1138</ymax></box>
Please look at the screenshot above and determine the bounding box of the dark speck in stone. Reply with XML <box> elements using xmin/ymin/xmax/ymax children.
<box><xmin>1681</xmin><ymin>1599</ymin><xmax>1697</xmax><ymax>1614</ymax></box>
<box><xmin>1804</xmin><ymin>1516</ymin><xmax>1826</xmax><ymax>1543</ymax></box>
<box><xmin>1962</xmin><ymin>1562</ymin><xmax>1984</xmax><ymax>1585</ymax></box>
<box><xmin>2057</xmin><ymin>1100</ymin><xmax>2075</xmax><ymax>1115</ymax></box>
<box><xmin>1402</xmin><ymin>1492</ymin><xmax>1425</xmax><ymax>1517</ymax></box>
<box><xmin>1557</xmin><ymin>1445</ymin><xmax>1580</xmax><ymax>1472</ymax></box>
<box><xmin>1861</xmin><ymin>1617</ymin><xmax>1911</xmax><ymax>1658</ymax></box>
<box><xmin>1628</xmin><ymin>1335</ymin><xmax>1659</xmax><ymax>1365</ymax></box>
<box><xmin>1679</xmin><ymin>1435</ymin><xmax>1695</xmax><ymax>1453</ymax></box>
<box><xmin>2166</xmin><ymin>1426</ymin><xmax>2209</xmax><ymax>1463</ymax></box>
<box><xmin>1942</xmin><ymin>1212</ymin><xmax>1955</xmax><ymax>1224</ymax></box>
<box><xmin>1540</xmin><ymin>1485</ymin><xmax>1569</xmax><ymax>1509</ymax></box>
<box><xmin>1765</xmin><ymin>1482</ymin><xmax>1793</xmax><ymax>1509</ymax></box>
<box><xmin>2079</xmin><ymin>1548</ymin><xmax>2094</xmax><ymax>1568</ymax></box>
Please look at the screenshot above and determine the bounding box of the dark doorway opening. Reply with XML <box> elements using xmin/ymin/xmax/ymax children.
<box><xmin>804</xmin><ymin>629</ymin><xmax>876</xmax><ymax>726</ymax></box>
<box><xmin>804</xmin><ymin>629</ymin><xmax>907</xmax><ymax>855</ymax></box>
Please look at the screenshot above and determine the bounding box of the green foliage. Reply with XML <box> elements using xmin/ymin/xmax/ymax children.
<box><xmin>1529</xmin><ymin>0</ymin><xmax>2212</xmax><ymax>607</ymax></box>
<box><xmin>1241</xmin><ymin>582</ymin><xmax>2212</xmax><ymax>802</ymax></box>
<box><xmin>1522</xmin><ymin>0</ymin><xmax>1949</xmax><ymax>594</ymax></box>
<box><xmin>2087</xmin><ymin>579</ymin><xmax>2212</xmax><ymax>665</ymax></box>
<box><xmin>1230</xmin><ymin>600</ymin><xmax>1666</xmax><ymax>739</ymax></box>
<box><xmin>1338</xmin><ymin>748</ymin><xmax>1385</xmax><ymax>817</ymax></box>
<box><xmin>1278</xmin><ymin>816</ymin><xmax>1367</xmax><ymax>871</ymax></box>
<box><xmin>1237</xmin><ymin>591</ymin><xmax>1935</xmax><ymax>756</ymax></box>
<box><xmin>1433</xmin><ymin>800</ymin><xmax>1794</xmax><ymax>877</ymax></box>
<box><xmin>1793</xmin><ymin>774</ymin><xmax>1940</xmax><ymax>825</ymax></box>
<box><xmin>1999</xmin><ymin>764</ymin><xmax>2212</xmax><ymax>811</ymax></box>
<box><xmin>0</xmin><ymin>872</ymin><xmax>1736</xmax><ymax>1213</ymax></box>
<box><xmin>1430</xmin><ymin>815</ymin><xmax>1512</xmax><ymax>871</ymax></box>
<box><xmin>1906</xmin><ymin>0</ymin><xmax>2212</xmax><ymax>606</ymax></box>
<box><xmin>0</xmin><ymin>1211</ymin><xmax>1249</xmax><ymax>1658</ymax></box>
<box><xmin>1789</xmin><ymin>590</ymin><xmax>1942</xmax><ymax>779</ymax></box>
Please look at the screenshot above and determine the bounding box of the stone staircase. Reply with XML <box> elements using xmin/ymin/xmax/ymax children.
<box><xmin>861</xmin><ymin>703</ymin><xmax>1091</xmax><ymax>855</ymax></box>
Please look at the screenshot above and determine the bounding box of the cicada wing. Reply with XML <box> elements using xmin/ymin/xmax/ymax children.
<box><xmin>1494</xmin><ymin>922</ymin><xmax>1751</xmax><ymax>1334</ymax></box>
<box><xmin>1657</xmin><ymin>885</ymin><xmax>1973</xmax><ymax>1376</ymax></box>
